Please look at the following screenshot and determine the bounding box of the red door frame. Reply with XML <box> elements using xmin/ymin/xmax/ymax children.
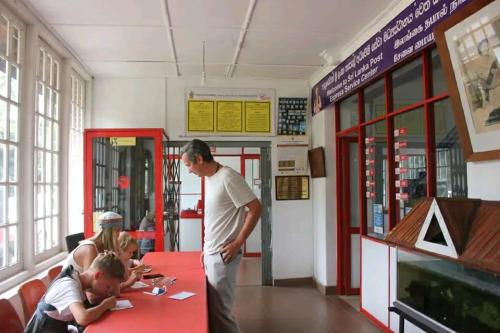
<box><xmin>338</xmin><ymin>135</ymin><xmax>361</xmax><ymax>295</ymax></box>
<box><xmin>83</xmin><ymin>128</ymin><xmax>166</xmax><ymax>251</ymax></box>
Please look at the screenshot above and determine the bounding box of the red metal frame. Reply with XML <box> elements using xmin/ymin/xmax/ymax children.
<box><xmin>84</xmin><ymin>128</ymin><xmax>166</xmax><ymax>251</ymax></box>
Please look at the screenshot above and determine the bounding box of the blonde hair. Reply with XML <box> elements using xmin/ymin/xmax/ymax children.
<box><xmin>89</xmin><ymin>251</ymin><xmax>125</xmax><ymax>281</ymax></box>
<box><xmin>87</xmin><ymin>212</ymin><xmax>123</xmax><ymax>253</ymax></box>
<box><xmin>118</xmin><ymin>231</ymin><xmax>138</xmax><ymax>251</ymax></box>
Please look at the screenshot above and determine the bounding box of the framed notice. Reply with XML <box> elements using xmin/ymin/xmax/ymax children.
<box><xmin>245</xmin><ymin>101</ymin><xmax>270</xmax><ymax>132</ymax></box>
<box><xmin>278</xmin><ymin>97</ymin><xmax>307</xmax><ymax>135</ymax></box>
<box><xmin>188</xmin><ymin>100</ymin><xmax>214</xmax><ymax>132</ymax></box>
<box><xmin>275</xmin><ymin>176</ymin><xmax>310</xmax><ymax>200</ymax></box>
<box><xmin>216</xmin><ymin>101</ymin><xmax>243</xmax><ymax>132</ymax></box>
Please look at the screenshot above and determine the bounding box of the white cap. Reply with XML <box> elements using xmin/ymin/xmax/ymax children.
<box><xmin>98</xmin><ymin>211</ymin><xmax>123</xmax><ymax>228</ymax></box>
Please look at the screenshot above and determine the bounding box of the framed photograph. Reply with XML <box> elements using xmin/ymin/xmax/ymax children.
<box><xmin>435</xmin><ymin>0</ymin><xmax>500</xmax><ymax>161</ymax></box>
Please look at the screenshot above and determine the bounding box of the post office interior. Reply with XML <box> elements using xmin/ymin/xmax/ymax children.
<box><xmin>0</xmin><ymin>0</ymin><xmax>499</xmax><ymax>333</ymax></box>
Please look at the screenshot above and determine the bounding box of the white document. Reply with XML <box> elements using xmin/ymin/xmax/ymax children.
<box><xmin>169</xmin><ymin>291</ymin><xmax>196</xmax><ymax>300</ymax></box>
<box><xmin>111</xmin><ymin>299</ymin><xmax>133</xmax><ymax>311</ymax></box>
<box><xmin>131</xmin><ymin>281</ymin><xmax>149</xmax><ymax>289</ymax></box>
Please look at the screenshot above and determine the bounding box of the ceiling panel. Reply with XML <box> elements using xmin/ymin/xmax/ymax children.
<box><xmin>178</xmin><ymin>63</ymin><xmax>227</xmax><ymax>77</ymax></box>
<box><xmin>54</xmin><ymin>25</ymin><xmax>172</xmax><ymax>61</ymax></box>
<box><xmin>239</xmin><ymin>30</ymin><xmax>344</xmax><ymax>66</ymax></box>
<box><xmin>233</xmin><ymin>64</ymin><xmax>318</xmax><ymax>80</ymax></box>
<box><xmin>28</xmin><ymin>0</ymin><xmax>164</xmax><ymax>25</ymax></box>
<box><xmin>250</xmin><ymin>0</ymin><xmax>392</xmax><ymax>34</ymax></box>
<box><xmin>87</xmin><ymin>61</ymin><xmax>177</xmax><ymax>78</ymax></box>
<box><xmin>167</xmin><ymin>0</ymin><xmax>249</xmax><ymax>29</ymax></box>
<box><xmin>174</xmin><ymin>28</ymin><xmax>240</xmax><ymax>63</ymax></box>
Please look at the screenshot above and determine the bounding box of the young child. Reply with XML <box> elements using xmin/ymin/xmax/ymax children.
<box><xmin>118</xmin><ymin>232</ymin><xmax>146</xmax><ymax>289</ymax></box>
<box><xmin>24</xmin><ymin>251</ymin><xmax>125</xmax><ymax>333</ymax></box>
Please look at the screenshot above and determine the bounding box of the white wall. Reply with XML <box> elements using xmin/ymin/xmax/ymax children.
<box><xmin>92</xmin><ymin>78</ymin><xmax>166</xmax><ymax>128</ymax></box>
<box><xmin>311</xmin><ymin>106</ymin><xmax>337</xmax><ymax>288</ymax></box>
<box><xmin>91</xmin><ymin>75</ymin><xmax>315</xmax><ymax>280</ymax></box>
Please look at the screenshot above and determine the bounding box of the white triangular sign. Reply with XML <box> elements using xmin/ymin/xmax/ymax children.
<box><xmin>415</xmin><ymin>199</ymin><xmax>458</xmax><ymax>259</ymax></box>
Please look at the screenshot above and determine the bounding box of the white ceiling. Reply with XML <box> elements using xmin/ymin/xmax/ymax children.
<box><xmin>27</xmin><ymin>0</ymin><xmax>393</xmax><ymax>80</ymax></box>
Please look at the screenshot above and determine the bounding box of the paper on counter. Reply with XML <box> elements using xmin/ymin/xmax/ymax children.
<box><xmin>169</xmin><ymin>291</ymin><xmax>196</xmax><ymax>300</ymax></box>
<box><xmin>111</xmin><ymin>299</ymin><xmax>133</xmax><ymax>311</ymax></box>
<box><xmin>131</xmin><ymin>281</ymin><xmax>149</xmax><ymax>289</ymax></box>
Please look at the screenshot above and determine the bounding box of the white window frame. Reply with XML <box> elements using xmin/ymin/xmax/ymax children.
<box><xmin>68</xmin><ymin>71</ymin><xmax>85</xmax><ymax>234</ymax></box>
<box><xmin>33</xmin><ymin>40</ymin><xmax>61</xmax><ymax>263</ymax></box>
<box><xmin>0</xmin><ymin>5</ymin><xmax>24</xmax><ymax>281</ymax></box>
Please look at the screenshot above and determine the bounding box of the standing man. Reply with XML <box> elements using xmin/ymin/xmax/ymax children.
<box><xmin>181</xmin><ymin>139</ymin><xmax>262</xmax><ymax>333</ymax></box>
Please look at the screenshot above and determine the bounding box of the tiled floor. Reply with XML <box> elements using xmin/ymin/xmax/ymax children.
<box><xmin>234</xmin><ymin>257</ymin><xmax>381</xmax><ymax>333</ymax></box>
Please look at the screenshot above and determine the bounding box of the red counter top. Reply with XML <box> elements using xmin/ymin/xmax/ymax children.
<box><xmin>85</xmin><ymin>252</ymin><xmax>207</xmax><ymax>333</ymax></box>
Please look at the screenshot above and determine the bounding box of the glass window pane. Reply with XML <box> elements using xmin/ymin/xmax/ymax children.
<box><xmin>52</xmin><ymin>91</ymin><xmax>59</xmax><ymax>120</ymax></box>
<box><xmin>8</xmin><ymin>225</ymin><xmax>17</xmax><ymax>265</ymax></box>
<box><xmin>8</xmin><ymin>145</ymin><xmax>16</xmax><ymax>182</ymax></box>
<box><xmin>53</xmin><ymin>122</ymin><xmax>59</xmax><ymax>150</ymax></box>
<box><xmin>45</xmin><ymin>87</ymin><xmax>51</xmax><ymax>118</ymax></box>
<box><xmin>0</xmin><ymin>16</ymin><xmax>7</xmax><ymax>56</ymax></box>
<box><xmin>9</xmin><ymin>64</ymin><xmax>18</xmax><ymax>102</ymax></box>
<box><xmin>36</xmin><ymin>115</ymin><xmax>45</xmax><ymax>148</ymax></box>
<box><xmin>10</xmin><ymin>27</ymin><xmax>19</xmax><ymax>63</ymax></box>
<box><xmin>393</xmin><ymin>58</ymin><xmax>423</xmax><ymax>111</ymax></box>
<box><xmin>35</xmin><ymin>219</ymin><xmax>44</xmax><ymax>254</ymax></box>
<box><xmin>364</xmin><ymin>79</ymin><xmax>386</xmax><ymax>122</ymax></box>
<box><xmin>393</xmin><ymin>108</ymin><xmax>426</xmax><ymax>222</ymax></box>
<box><xmin>35</xmin><ymin>150</ymin><xmax>43</xmax><ymax>182</ymax></box>
<box><xmin>45</xmin><ymin>185</ymin><xmax>51</xmax><ymax>217</ymax></box>
<box><xmin>44</xmin><ymin>53</ymin><xmax>51</xmax><ymax>84</ymax></box>
<box><xmin>434</xmin><ymin>99</ymin><xmax>468</xmax><ymax>197</ymax></box>
<box><xmin>9</xmin><ymin>104</ymin><xmax>17</xmax><ymax>142</ymax></box>
<box><xmin>0</xmin><ymin>99</ymin><xmax>6</xmax><ymax>139</ymax></box>
<box><xmin>0</xmin><ymin>143</ymin><xmax>5</xmax><ymax>182</ymax></box>
<box><xmin>45</xmin><ymin>151</ymin><xmax>51</xmax><ymax>183</ymax></box>
<box><xmin>340</xmin><ymin>94</ymin><xmax>359</xmax><ymax>130</ymax></box>
<box><xmin>52</xmin><ymin>153</ymin><xmax>58</xmax><ymax>183</ymax></box>
<box><xmin>51</xmin><ymin>216</ymin><xmax>58</xmax><ymax>247</ymax></box>
<box><xmin>52</xmin><ymin>185</ymin><xmax>58</xmax><ymax>215</ymax></box>
<box><xmin>45</xmin><ymin>119</ymin><xmax>52</xmax><ymax>150</ymax></box>
<box><xmin>45</xmin><ymin>217</ymin><xmax>51</xmax><ymax>249</ymax></box>
<box><xmin>431</xmin><ymin>48</ymin><xmax>447</xmax><ymax>96</ymax></box>
<box><xmin>52</xmin><ymin>61</ymin><xmax>59</xmax><ymax>89</ymax></box>
<box><xmin>349</xmin><ymin>142</ymin><xmax>360</xmax><ymax>228</ymax></box>
<box><xmin>0</xmin><ymin>57</ymin><xmax>7</xmax><ymax>97</ymax></box>
<box><xmin>37</xmin><ymin>49</ymin><xmax>43</xmax><ymax>79</ymax></box>
<box><xmin>7</xmin><ymin>186</ymin><xmax>17</xmax><ymax>224</ymax></box>
<box><xmin>37</xmin><ymin>82</ymin><xmax>44</xmax><ymax>114</ymax></box>
<box><xmin>35</xmin><ymin>185</ymin><xmax>43</xmax><ymax>218</ymax></box>
<box><xmin>0</xmin><ymin>185</ymin><xmax>5</xmax><ymax>225</ymax></box>
<box><xmin>365</xmin><ymin>120</ymin><xmax>389</xmax><ymax>238</ymax></box>
<box><xmin>0</xmin><ymin>227</ymin><xmax>5</xmax><ymax>267</ymax></box>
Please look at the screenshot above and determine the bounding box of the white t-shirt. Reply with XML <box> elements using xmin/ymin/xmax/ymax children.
<box><xmin>44</xmin><ymin>270</ymin><xmax>85</xmax><ymax>321</ymax></box>
<box><xmin>204</xmin><ymin>166</ymin><xmax>257</xmax><ymax>254</ymax></box>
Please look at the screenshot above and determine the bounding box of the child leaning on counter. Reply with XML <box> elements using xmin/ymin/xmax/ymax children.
<box><xmin>118</xmin><ymin>231</ymin><xmax>150</xmax><ymax>289</ymax></box>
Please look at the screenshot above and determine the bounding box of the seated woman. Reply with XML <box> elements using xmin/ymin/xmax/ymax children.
<box><xmin>64</xmin><ymin>211</ymin><xmax>123</xmax><ymax>302</ymax></box>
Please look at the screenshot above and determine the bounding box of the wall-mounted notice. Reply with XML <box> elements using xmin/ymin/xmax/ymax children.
<box><xmin>278</xmin><ymin>97</ymin><xmax>307</xmax><ymax>135</ymax></box>
<box><xmin>245</xmin><ymin>101</ymin><xmax>270</xmax><ymax>132</ymax></box>
<box><xmin>275</xmin><ymin>176</ymin><xmax>310</xmax><ymax>200</ymax></box>
<box><xmin>216</xmin><ymin>101</ymin><xmax>242</xmax><ymax>132</ymax></box>
<box><xmin>185</xmin><ymin>87</ymin><xmax>275</xmax><ymax>136</ymax></box>
<box><xmin>188</xmin><ymin>100</ymin><xmax>215</xmax><ymax>132</ymax></box>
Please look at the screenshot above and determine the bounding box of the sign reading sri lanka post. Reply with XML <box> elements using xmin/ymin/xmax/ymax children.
<box><xmin>311</xmin><ymin>0</ymin><xmax>471</xmax><ymax>115</ymax></box>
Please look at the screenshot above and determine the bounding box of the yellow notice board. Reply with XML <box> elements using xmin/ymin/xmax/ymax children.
<box><xmin>245</xmin><ymin>101</ymin><xmax>270</xmax><ymax>132</ymax></box>
<box><xmin>216</xmin><ymin>101</ymin><xmax>243</xmax><ymax>132</ymax></box>
<box><xmin>188</xmin><ymin>100</ymin><xmax>215</xmax><ymax>132</ymax></box>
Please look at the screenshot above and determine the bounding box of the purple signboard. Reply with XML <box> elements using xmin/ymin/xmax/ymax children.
<box><xmin>311</xmin><ymin>0</ymin><xmax>471</xmax><ymax>115</ymax></box>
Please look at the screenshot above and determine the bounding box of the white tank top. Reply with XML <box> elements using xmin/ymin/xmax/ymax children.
<box><xmin>64</xmin><ymin>240</ymin><xmax>98</xmax><ymax>273</ymax></box>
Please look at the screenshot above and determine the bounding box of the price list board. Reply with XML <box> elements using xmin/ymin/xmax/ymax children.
<box><xmin>277</xmin><ymin>97</ymin><xmax>307</xmax><ymax>135</ymax></box>
<box><xmin>394</xmin><ymin>127</ymin><xmax>409</xmax><ymax>202</ymax></box>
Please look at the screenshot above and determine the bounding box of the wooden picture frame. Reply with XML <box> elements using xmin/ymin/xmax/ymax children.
<box><xmin>275</xmin><ymin>176</ymin><xmax>310</xmax><ymax>200</ymax></box>
<box><xmin>434</xmin><ymin>0</ymin><xmax>500</xmax><ymax>161</ymax></box>
<box><xmin>308</xmin><ymin>147</ymin><xmax>326</xmax><ymax>178</ymax></box>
